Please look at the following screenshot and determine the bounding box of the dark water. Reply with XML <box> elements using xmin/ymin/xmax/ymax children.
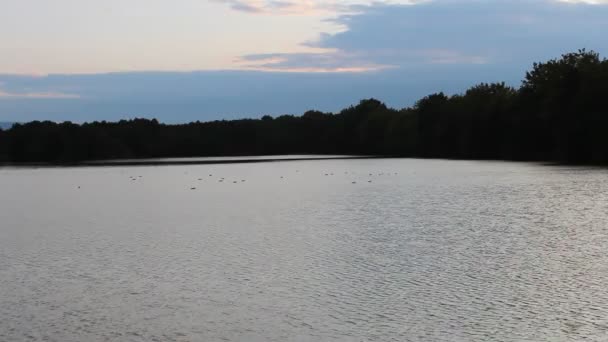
<box><xmin>1</xmin><ymin>159</ymin><xmax>608</xmax><ymax>341</ymax></box>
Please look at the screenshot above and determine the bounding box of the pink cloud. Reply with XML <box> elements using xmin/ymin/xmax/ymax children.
<box><xmin>237</xmin><ymin>51</ymin><xmax>395</xmax><ymax>72</ymax></box>
<box><xmin>212</xmin><ymin>0</ymin><xmax>343</xmax><ymax>15</ymax></box>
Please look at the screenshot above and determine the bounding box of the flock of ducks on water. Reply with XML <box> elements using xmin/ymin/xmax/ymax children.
<box><xmin>183</xmin><ymin>171</ymin><xmax>400</xmax><ymax>190</ymax></box>
<box><xmin>80</xmin><ymin>171</ymin><xmax>400</xmax><ymax>190</ymax></box>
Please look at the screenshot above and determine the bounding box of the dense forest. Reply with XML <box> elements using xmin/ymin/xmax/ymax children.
<box><xmin>1</xmin><ymin>50</ymin><xmax>607</xmax><ymax>164</ymax></box>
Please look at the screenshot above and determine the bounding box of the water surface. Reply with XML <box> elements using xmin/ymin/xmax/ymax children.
<box><xmin>1</xmin><ymin>159</ymin><xmax>608</xmax><ymax>341</ymax></box>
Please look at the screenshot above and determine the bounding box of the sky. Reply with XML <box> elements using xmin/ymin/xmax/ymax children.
<box><xmin>1</xmin><ymin>0</ymin><xmax>607</xmax><ymax>123</ymax></box>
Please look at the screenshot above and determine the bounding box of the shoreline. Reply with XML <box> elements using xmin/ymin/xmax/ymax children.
<box><xmin>0</xmin><ymin>155</ymin><xmax>388</xmax><ymax>168</ymax></box>
<box><xmin>2</xmin><ymin>156</ymin><xmax>606</xmax><ymax>169</ymax></box>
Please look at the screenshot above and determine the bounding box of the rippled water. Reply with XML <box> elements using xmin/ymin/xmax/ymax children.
<box><xmin>2</xmin><ymin>159</ymin><xmax>608</xmax><ymax>342</ymax></box>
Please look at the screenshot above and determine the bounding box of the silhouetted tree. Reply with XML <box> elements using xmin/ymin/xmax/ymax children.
<box><xmin>1</xmin><ymin>50</ymin><xmax>607</xmax><ymax>165</ymax></box>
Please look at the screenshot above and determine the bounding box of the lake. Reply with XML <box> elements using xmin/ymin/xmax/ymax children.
<box><xmin>1</xmin><ymin>158</ymin><xmax>608</xmax><ymax>342</ymax></box>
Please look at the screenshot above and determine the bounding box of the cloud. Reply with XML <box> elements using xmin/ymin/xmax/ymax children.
<box><xmin>238</xmin><ymin>51</ymin><xmax>394</xmax><ymax>72</ymax></box>
<box><xmin>238</xmin><ymin>0</ymin><xmax>608</xmax><ymax>72</ymax></box>
<box><xmin>0</xmin><ymin>68</ymin><xmax>495</xmax><ymax>122</ymax></box>
<box><xmin>215</xmin><ymin>0</ymin><xmax>608</xmax><ymax>15</ymax></box>
<box><xmin>0</xmin><ymin>89</ymin><xmax>80</xmax><ymax>99</ymax></box>
<box><xmin>211</xmin><ymin>0</ymin><xmax>338</xmax><ymax>15</ymax></box>
<box><xmin>2</xmin><ymin>0</ymin><xmax>608</xmax><ymax>122</ymax></box>
<box><xmin>0</xmin><ymin>75</ymin><xmax>82</xmax><ymax>100</ymax></box>
<box><xmin>212</xmin><ymin>0</ymin><xmax>424</xmax><ymax>15</ymax></box>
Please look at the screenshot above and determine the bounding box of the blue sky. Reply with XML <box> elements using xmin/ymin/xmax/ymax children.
<box><xmin>1</xmin><ymin>0</ymin><xmax>607</xmax><ymax>123</ymax></box>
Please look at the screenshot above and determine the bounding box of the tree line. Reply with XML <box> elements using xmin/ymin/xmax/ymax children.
<box><xmin>1</xmin><ymin>50</ymin><xmax>607</xmax><ymax>164</ymax></box>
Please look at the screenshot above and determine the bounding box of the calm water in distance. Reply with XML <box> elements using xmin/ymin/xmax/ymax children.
<box><xmin>87</xmin><ymin>155</ymin><xmax>352</xmax><ymax>164</ymax></box>
<box><xmin>1</xmin><ymin>158</ymin><xmax>608</xmax><ymax>342</ymax></box>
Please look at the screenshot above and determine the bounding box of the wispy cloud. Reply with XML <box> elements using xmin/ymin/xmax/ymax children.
<box><xmin>2</xmin><ymin>68</ymin><xmax>491</xmax><ymax>123</ymax></box>
<box><xmin>211</xmin><ymin>0</ymin><xmax>340</xmax><ymax>15</ymax></box>
<box><xmin>238</xmin><ymin>51</ymin><xmax>394</xmax><ymax>72</ymax></box>
<box><xmin>212</xmin><ymin>0</ymin><xmax>472</xmax><ymax>16</ymax></box>
<box><xmin>215</xmin><ymin>0</ymin><xmax>608</xmax><ymax>15</ymax></box>
<box><xmin>0</xmin><ymin>89</ymin><xmax>80</xmax><ymax>99</ymax></box>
